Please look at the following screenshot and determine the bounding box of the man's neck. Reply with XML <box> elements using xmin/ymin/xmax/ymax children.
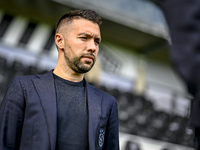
<box><xmin>53</xmin><ymin>67</ymin><xmax>84</xmax><ymax>82</ymax></box>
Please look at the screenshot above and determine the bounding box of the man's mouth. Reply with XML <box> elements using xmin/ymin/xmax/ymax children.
<box><xmin>82</xmin><ymin>55</ymin><xmax>95</xmax><ymax>62</ymax></box>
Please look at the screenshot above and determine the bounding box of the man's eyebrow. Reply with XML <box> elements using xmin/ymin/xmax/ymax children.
<box><xmin>78</xmin><ymin>33</ymin><xmax>92</xmax><ymax>36</ymax></box>
<box><xmin>78</xmin><ymin>33</ymin><xmax>101</xmax><ymax>40</ymax></box>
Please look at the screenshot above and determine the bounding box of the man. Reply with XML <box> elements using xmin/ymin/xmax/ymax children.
<box><xmin>156</xmin><ymin>0</ymin><xmax>200</xmax><ymax>149</ymax></box>
<box><xmin>0</xmin><ymin>9</ymin><xmax>119</xmax><ymax>150</ymax></box>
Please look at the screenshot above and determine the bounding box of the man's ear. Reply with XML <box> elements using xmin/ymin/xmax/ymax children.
<box><xmin>55</xmin><ymin>33</ymin><xmax>64</xmax><ymax>50</ymax></box>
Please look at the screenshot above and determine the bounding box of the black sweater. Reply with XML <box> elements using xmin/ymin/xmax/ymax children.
<box><xmin>54</xmin><ymin>74</ymin><xmax>88</xmax><ymax>150</ymax></box>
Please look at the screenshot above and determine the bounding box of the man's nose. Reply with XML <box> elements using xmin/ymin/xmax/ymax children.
<box><xmin>87</xmin><ymin>40</ymin><xmax>97</xmax><ymax>52</ymax></box>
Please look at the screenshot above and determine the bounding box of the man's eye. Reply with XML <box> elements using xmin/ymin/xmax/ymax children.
<box><xmin>80</xmin><ymin>37</ymin><xmax>87</xmax><ymax>40</ymax></box>
<box><xmin>95</xmin><ymin>40</ymin><xmax>100</xmax><ymax>45</ymax></box>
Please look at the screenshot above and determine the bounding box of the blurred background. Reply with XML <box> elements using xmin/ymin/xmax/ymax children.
<box><xmin>0</xmin><ymin>0</ymin><xmax>195</xmax><ymax>150</ymax></box>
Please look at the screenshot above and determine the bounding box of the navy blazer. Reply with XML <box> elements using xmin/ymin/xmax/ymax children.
<box><xmin>0</xmin><ymin>71</ymin><xmax>119</xmax><ymax>150</ymax></box>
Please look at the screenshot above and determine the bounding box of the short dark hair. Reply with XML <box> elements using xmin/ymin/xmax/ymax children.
<box><xmin>55</xmin><ymin>9</ymin><xmax>102</xmax><ymax>33</ymax></box>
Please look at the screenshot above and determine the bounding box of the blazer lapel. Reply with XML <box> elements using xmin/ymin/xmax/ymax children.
<box><xmin>86</xmin><ymin>81</ymin><xmax>102</xmax><ymax>150</ymax></box>
<box><xmin>32</xmin><ymin>71</ymin><xmax>57</xmax><ymax>150</ymax></box>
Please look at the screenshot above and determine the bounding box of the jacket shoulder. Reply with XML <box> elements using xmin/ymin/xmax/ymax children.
<box><xmin>10</xmin><ymin>71</ymin><xmax>52</xmax><ymax>82</ymax></box>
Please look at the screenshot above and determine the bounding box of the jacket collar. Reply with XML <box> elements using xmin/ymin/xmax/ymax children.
<box><xmin>85</xmin><ymin>81</ymin><xmax>102</xmax><ymax>149</ymax></box>
<box><xmin>32</xmin><ymin>71</ymin><xmax>57</xmax><ymax>150</ymax></box>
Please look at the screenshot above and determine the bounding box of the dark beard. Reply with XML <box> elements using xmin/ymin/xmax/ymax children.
<box><xmin>64</xmin><ymin>52</ymin><xmax>95</xmax><ymax>73</ymax></box>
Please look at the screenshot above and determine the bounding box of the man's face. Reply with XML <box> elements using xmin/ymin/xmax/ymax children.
<box><xmin>58</xmin><ymin>19</ymin><xmax>101</xmax><ymax>74</ymax></box>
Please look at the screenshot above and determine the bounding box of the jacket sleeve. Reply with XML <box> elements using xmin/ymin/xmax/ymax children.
<box><xmin>0</xmin><ymin>78</ymin><xmax>25</xmax><ymax>149</ymax></box>
<box><xmin>104</xmin><ymin>99</ymin><xmax>119</xmax><ymax>150</ymax></box>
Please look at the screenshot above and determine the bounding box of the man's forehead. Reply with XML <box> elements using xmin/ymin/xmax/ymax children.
<box><xmin>73</xmin><ymin>19</ymin><xmax>101</xmax><ymax>35</ymax></box>
<box><xmin>73</xmin><ymin>19</ymin><xmax>100</xmax><ymax>28</ymax></box>
<box><xmin>58</xmin><ymin>18</ymin><xmax>101</xmax><ymax>37</ymax></box>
